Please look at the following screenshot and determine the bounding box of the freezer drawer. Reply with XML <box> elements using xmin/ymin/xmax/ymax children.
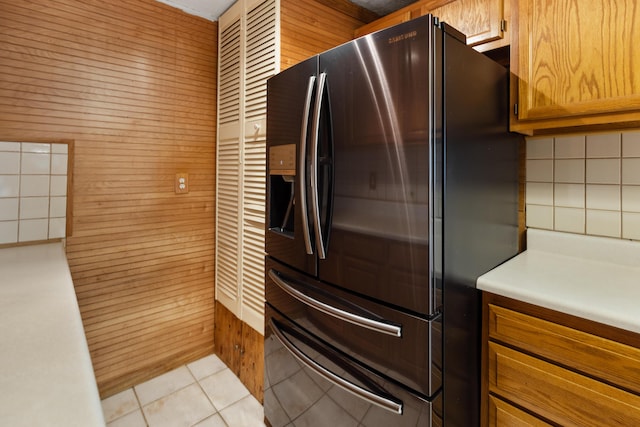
<box><xmin>266</xmin><ymin>257</ymin><xmax>441</xmax><ymax>397</ymax></box>
<box><xmin>265</xmin><ymin>305</ymin><xmax>443</xmax><ymax>427</ymax></box>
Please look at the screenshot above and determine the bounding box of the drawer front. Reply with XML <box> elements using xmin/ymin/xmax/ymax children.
<box><xmin>489</xmin><ymin>342</ymin><xmax>640</xmax><ymax>426</ymax></box>
<box><xmin>266</xmin><ymin>258</ymin><xmax>441</xmax><ymax>397</ymax></box>
<box><xmin>488</xmin><ymin>304</ymin><xmax>640</xmax><ymax>395</ymax></box>
<box><xmin>265</xmin><ymin>306</ymin><xmax>443</xmax><ymax>427</ymax></box>
<box><xmin>488</xmin><ymin>396</ymin><xmax>551</xmax><ymax>427</ymax></box>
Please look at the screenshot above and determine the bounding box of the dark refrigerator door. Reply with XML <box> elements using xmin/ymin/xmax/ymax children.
<box><xmin>266</xmin><ymin>56</ymin><xmax>318</xmax><ymax>276</ymax></box>
<box><xmin>317</xmin><ymin>16</ymin><xmax>438</xmax><ymax>317</ymax></box>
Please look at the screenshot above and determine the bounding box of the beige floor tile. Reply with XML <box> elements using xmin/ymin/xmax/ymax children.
<box><xmin>219</xmin><ymin>394</ymin><xmax>266</xmax><ymax>427</ymax></box>
<box><xmin>199</xmin><ymin>368</ymin><xmax>250</xmax><ymax>411</ymax></box>
<box><xmin>100</xmin><ymin>354</ymin><xmax>265</xmax><ymax>427</ymax></box>
<box><xmin>135</xmin><ymin>366</ymin><xmax>195</xmax><ymax>406</ymax></box>
<box><xmin>101</xmin><ymin>388</ymin><xmax>139</xmax><ymax>423</ymax></box>
<box><xmin>187</xmin><ymin>354</ymin><xmax>227</xmax><ymax>381</ymax></box>
<box><xmin>106</xmin><ymin>409</ymin><xmax>147</xmax><ymax>427</ymax></box>
<box><xmin>193</xmin><ymin>413</ymin><xmax>227</xmax><ymax>427</ymax></box>
<box><xmin>142</xmin><ymin>382</ymin><xmax>215</xmax><ymax>427</ymax></box>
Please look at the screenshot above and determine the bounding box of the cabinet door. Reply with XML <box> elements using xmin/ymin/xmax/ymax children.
<box><xmin>431</xmin><ymin>0</ymin><xmax>503</xmax><ymax>46</ymax></box>
<box><xmin>512</xmin><ymin>0</ymin><xmax>640</xmax><ymax>132</ymax></box>
<box><xmin>216</xmin><ymin>0</ymin><xmax>277</xmax><ymax>333</ymax></box>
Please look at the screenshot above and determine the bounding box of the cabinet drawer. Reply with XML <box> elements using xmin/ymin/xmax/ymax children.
<box><xmin>488</xmin><ymin>395</ymin><xmax>551</xmax><ymax>427</ymax></box>
<box><xmin>489</xmin><ymin>342</ymin><xmax>640</xmax><ymax>426</ymax></box>
<box><xmin>488</xmin><ymin>304</ymin><xmax>640</xmax><ymax>395</ymax></box>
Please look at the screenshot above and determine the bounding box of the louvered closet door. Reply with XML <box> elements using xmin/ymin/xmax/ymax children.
<box><xmin>241</xmin><ymin>0</ymin><xmax>277</xmax><ymax>333</ymax></box>
<box><xmin>216</xmin><ymin>11</ymin><xmax>243</xmax><ymax>316</ymax></box>
<box><xmin>216</xmin><ymin>0</ymin><xmax>278</xmax><ymax>333</ymax></box>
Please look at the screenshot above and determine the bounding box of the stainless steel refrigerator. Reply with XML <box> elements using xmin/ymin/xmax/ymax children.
<box><xmin>264</xmin><ymin>15</ymin><xmax>521</xmax><ymax>426</ymax></box>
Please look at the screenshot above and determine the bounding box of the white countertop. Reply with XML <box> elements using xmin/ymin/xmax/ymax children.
<box><xmin>478</xmin><ymin>228</ymin><xmax>640</xmax><ymax>334</ymax></box>
<box><xmin>0</xmin><ymin>243</ymin><xmax>105</xmax><ymax>426</ymax></box>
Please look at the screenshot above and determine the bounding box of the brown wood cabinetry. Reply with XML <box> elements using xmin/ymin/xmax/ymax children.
<box><xmin>510</xmin><ymin>0</ymin><xmax>640</xmax><ymax>134</ymax></box>
<box><xmin>354</xmin><ymin>0</ymin><xmax>508</xmax><ymax>51</ymax></box>
<box><xmin>484</xmin><ymin>294</ymin><xmax>640</xmax><ymax>426</ymax></box>
<box><xmin>431</xmin><ymin>0</ymin><xmax>506</xmax><ymax>49</ymax></box>
<box><xmin>214</xmin><ymin>301</ymin><xmax>264</xmax><ymax>402</ymax></box>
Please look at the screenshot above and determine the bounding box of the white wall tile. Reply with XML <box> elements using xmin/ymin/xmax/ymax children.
<box><xmin>622</xmin><ymin>131</ymin><xmax>640</xmax><ymax>157</ymax></box>
<box><xmin>20</xmin><ymin>175</ymin><xmax>50</xmax><ymax>197</ymax></box>
<box><xmin>526</xmin><ymin>182</ymin><xmax>553</xmax><ymax>205</ymax></box>
<box><xmin>51</xmin><ymin>154</ymin><xmax>68</xmax><ymax>175</ymax></box>
<box><xmin>20</xmin><ymin>197</ymin><xmax>49</xmax><ymax>219</ymax></box>
<box><xmin>0</xmin><ymin>175</ymin><xmax>20</xmax><ymax>198</ymax></box>
<box><xmin>554</xmin><ymin>159</ymin><xmax>584</xmax><ymax>183</ymax></box>
<box><xmin>586</xmin><ymin>210</ymin><xmax>621</xmax><ymax>238</ymax></box>
<box><xmin>622</xmin><ymin>158</ymin><xmax>640</xmax><ymax>185</ymax></box>
<box><xmin>555</xmin><ymin>135</ymin><xmax>585</xmax><ymax>158</ymax></box>
<box><xmin>50</xmin><ymin>196</ymin><xmax>67</xmax><ymax>217</ymax></box>
<box><xmin>0</xmin><ymin>142</ymin><xmax>20</xmax><ymax>152</ymax></box>
<box><xmin>586</xmin><ymin>184</ymin><xmax>620</xmax><ymax>211</ymax></box>
<box><xmin>526</xmin><ymin>204</ymin><xmax>554</xmax><ymax>229</ymax></box>
<box><xmin>0</xmin><ymin>152</ymin><xmax>21</xmax><ymax>174</ymax></box>
<box><xmin>0</xmin><ymin>221</ymin><xmax>18</xmax><ymax>244</ymax></box>
<box><xmin>526</xmin><ymin>160</ymin><xmax>554</xmax><ymax>182</ymax></box>
<box><xmin>527</xmin><ymin>137</ymin><xmax>554</xmax><ymax>159</ymax></box>
<box><xmin>554</xmin><ymin>183</ymin><xmax>584</xmax><ymax>208</ymax></box>
<box><xmin>50</xmin><ymin>176</ymin><xmax>67</xmax><ymax>196</ymax></box>
<box><xmin>49</xmin><ymin>217</ymin><xmax>66</xmax><ymax>239</ymax></box>
<box><xmin>554</xmin><ymin>207</ymin><xmax>585</xmax><ymax>233</ymax></box>
<box><xmin>18</xmin><ymin>218</ymin><xmax>48</xmax><ymax>242</ymax></box>
<box><xmin>51</xmin><ymin>143</ymin><xmax>68</xmax><ymax>154</ymax></box>
<box><xmin>586</xmin><ymin>159</ymin><xmax>620</xmax><ymax>184</ymax></box>
<box><xmin>586</xmin><ymin>133</ymin><xmax>621</xmax><ymax>158</ymax></box>
<box><xmin>21</xmin><ymin>153</ymin><xmax>51</xmax><ymax>174</ymax></box>
<box><xmin>622</xmin><ymin>185</ymin><xmax>640</xmax><ymax>212</ymax></box>
<box><xmin>0</xmin><ymin>198</ymin><xmax>19</xmax><ymax>221</ymax></box>
<box><xmin>0</xmin><ymin>141</ymin><xmax>70</xmax><ymax>244</ymax></box>
<box><xmin>622</xmin><ymin>212</ymin><xmax>640</xmax><ymax>240</ymax></box>
<box><xmin>22</xmin><ymin>143</ymin><xmax>50</xmax><ymax>154</ymax></box>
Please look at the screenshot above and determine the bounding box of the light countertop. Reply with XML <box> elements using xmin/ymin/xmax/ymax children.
<box><xmin>0</xmin><ymin>242</ymin><xmax>105</xmax><ymax>426</ymax></box>
<box><xmin>478</xmin><ymin>228</ymin><xmax>640</xmax><ymax>335</ymax></box>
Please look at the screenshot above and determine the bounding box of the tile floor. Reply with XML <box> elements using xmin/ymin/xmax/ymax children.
<box><xmin>101</xmin><ymin>354</ymin><xmax>265</xmax><ymax>427</ymax></box>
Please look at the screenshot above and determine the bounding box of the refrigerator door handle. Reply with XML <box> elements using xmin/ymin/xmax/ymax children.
<box><xmin>269</xmin><ymin>317</ymin><xmax>404</xmax><ymax>415</ymax></box>
<box><xmin>300</xmin><ymin>75</ymin><xmax>316</xmax><ymax>255</ymax></box>
<box><xmin>310</xmin><ymin>72</ymin><xmax>327</xmax><ymax>259</ymax></box>
<box><xmin>268</xmin><ymin>269</ymin><xmax>402</xmax><ymax>337</ymax></box>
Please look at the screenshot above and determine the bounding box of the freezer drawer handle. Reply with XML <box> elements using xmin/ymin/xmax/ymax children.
<box><xmin>299</xmin><ymin>75</ymin><xmax>316</xmax><ymax>255</ymax></box>
<box><xmin>268</xmin><ymin>269</ymin><xmax>402</xmax><ymax>337</ymax></box>
<box><xmin>269</xmin><ymin>318</ymin><xmax>403</xmax><ymax>415</ymax></box>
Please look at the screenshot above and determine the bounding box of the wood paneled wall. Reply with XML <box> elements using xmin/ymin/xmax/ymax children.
<box><xmin>280</xmin><ymin>0</ymin><xmax>375</xmax><ymax>70</ymax></box>
<box><xmin>0</xmin><ymin>0</ymin><xmax>217</xmax><ymax>397</ymax></box>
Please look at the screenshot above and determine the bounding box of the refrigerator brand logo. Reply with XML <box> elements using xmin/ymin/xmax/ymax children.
<box><xmin>388</xmin><ymin>30</ymin><xmax>418</xmax><ymax>44</ymax></box>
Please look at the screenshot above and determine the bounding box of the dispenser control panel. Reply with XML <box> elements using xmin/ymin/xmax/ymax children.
<box><xmin>269</xmin><ymin>144</ymin><xmax>296</xmax><ymax>176</ymax></box>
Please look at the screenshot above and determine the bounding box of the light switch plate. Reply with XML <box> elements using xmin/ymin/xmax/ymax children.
<box><xmin>175</xmin><ymin>172</ymin><xmax>189</xmax><ymax>194</ymax></box>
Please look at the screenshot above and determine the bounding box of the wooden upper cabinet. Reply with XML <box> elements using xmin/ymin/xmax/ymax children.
<box><xmin>511</xmin><ymin>0</ymin><xmax>640</xmax><ymax>134</ymax></box>
<box><xmin>354</xmin><ymin>0</ymin><xmax>507</xmax><ymax>51</ymax></box>
<box><xmin>431</xmin><ymin>0</ymin><xmax>505</xmax><ymax>48</ymax></box>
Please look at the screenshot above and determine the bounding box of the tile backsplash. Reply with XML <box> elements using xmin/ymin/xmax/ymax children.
<box><xmin>0</xmin><ymin>141</ymin><xmax>69</xmax><ymax>245</ymax></box>
<box><xmin>526</xmin><ymin>131</ymin><xmax>640</xmax><ymax>241</ymax></box>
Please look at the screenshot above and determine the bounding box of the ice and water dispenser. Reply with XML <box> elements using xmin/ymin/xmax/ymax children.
<box><xmin>268</xmin><ymin>144</ymin><xmax>296</xmax><ymax>236</ymax></box>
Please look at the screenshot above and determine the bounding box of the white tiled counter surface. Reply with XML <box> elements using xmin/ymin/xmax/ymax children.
<box><xmin>478</xmin><ymin>228</ymin><xmax>640</xmax><ymax>334</ymax></box>
<box><xmin>0</xmin><ymin>242</ymin><xmax>105</xmax><ymax>426</ymax></box>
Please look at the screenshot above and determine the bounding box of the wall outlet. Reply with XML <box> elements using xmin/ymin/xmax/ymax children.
<box><xmin>175</xmin><ymin>172</ymin><xmax>189</xmax><ymax>194</ymax></box>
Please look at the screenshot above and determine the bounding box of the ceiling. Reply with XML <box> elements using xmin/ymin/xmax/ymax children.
<box><xmin>154</xmin><ymin>0</ymin><xmax>415</xmax><ymax>21</ymax></box>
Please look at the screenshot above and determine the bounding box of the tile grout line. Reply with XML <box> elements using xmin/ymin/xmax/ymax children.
<box><xmin>131</xmin><ymin>386</ymin><xmax>149</xmax><ymax>427</ymax></box>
